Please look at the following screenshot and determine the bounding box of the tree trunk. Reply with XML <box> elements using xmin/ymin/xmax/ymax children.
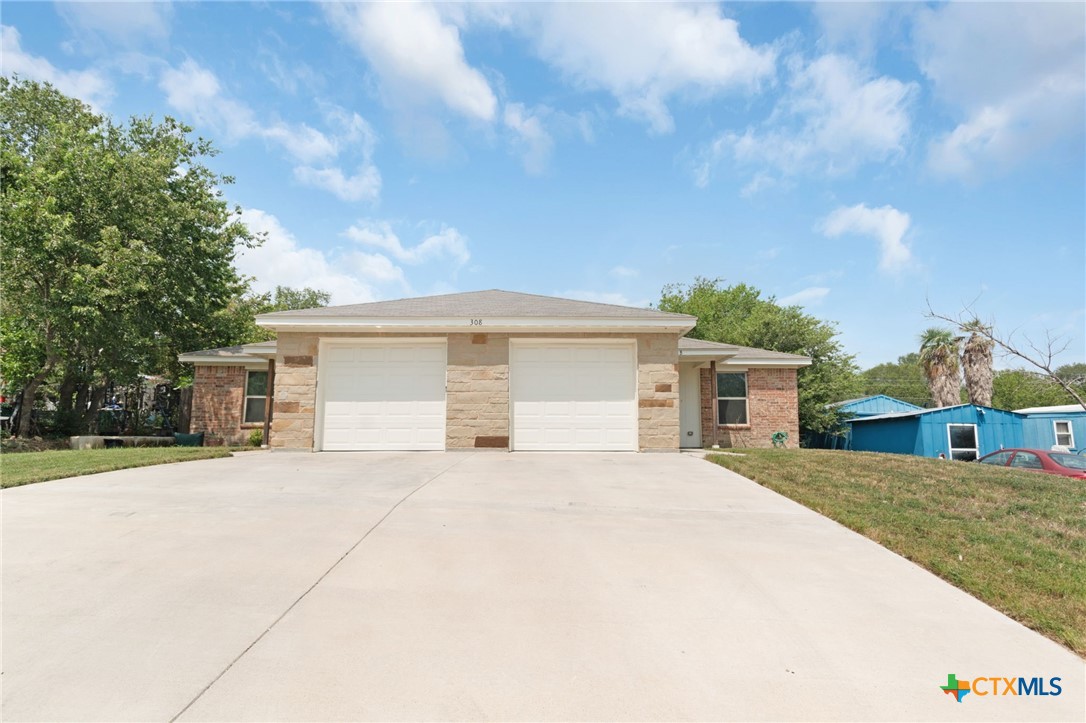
<box><xmin>962</xmin><ymin>332</ymin><xmax>994</xmax><ymax>407</ymax></box>
<box><xmin>84</xmin><ymin>386</ymin><xmax>106</xmax><ymax>433</ymax></box>
<box><xmin>14</xmin><ymin>359</ymin><xmax>56</xmax><ymax>437</ymax></box>
<box><xmin>74</xmin><ymin>382</ymin><xmax>90</xmax><ymax>433</ymax></box>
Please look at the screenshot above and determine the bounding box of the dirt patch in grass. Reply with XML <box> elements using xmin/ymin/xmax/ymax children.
<box><xmin>1</xmin><ymin>436</ymin><xmax>71</xmax><ymax>454</ymax></box>
<box><xmin>1</xmin><ymin>447</ymin><xmax>234</xmax><ymax>489</ymax></box>
<box><xmin>709</xmin><ymin>448</ymin><xmax>1086</xmax><ymax>657</ymax></box>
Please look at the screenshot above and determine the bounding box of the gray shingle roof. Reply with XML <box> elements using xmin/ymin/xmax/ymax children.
<box><xmin>258</xmin><ymin>289</ymin><xmax>695</xmax><ymax>320</ymax></box>
<box><xmin>178</xmin><ymin>340</ymin><xmax>275</xmax><ymax>359</ymax></box>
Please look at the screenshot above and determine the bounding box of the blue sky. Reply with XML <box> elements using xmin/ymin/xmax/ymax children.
<box><xmin>3</xmin><ymin>1</ymin><xmax>1084</xmax><ymax>369</ymax></box>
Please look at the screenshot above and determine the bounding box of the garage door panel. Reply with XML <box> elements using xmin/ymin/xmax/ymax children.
<box><xmin>511</xmin><ymin>343</ymin><xmax>637</xmax><ymax>451</ymax></box>
<box><xmin>320</xmin><ymin>343</ymin><xmax>446</xmax><ymax>451</ymax></box>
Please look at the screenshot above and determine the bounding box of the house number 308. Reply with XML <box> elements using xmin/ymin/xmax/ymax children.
<box><xmin>469</xmin><ymin>319</ymin><xmax>483</xmax><ymax>326</ymax></box>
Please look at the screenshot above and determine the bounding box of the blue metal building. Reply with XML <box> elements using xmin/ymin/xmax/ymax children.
<box><xmin>1015</xmin><ymin>404</ymin><xmax>1086</xmax><ymax>452</ymax></box>
<box><xmin>807</xmin><ymin>395</ymin><xmax>924</xmax><ymax>449</ymax></box>
<box><xmin>848</xmin><ymin>404</ymin><xmax>1024</xmax><ymax>460</ymax></box>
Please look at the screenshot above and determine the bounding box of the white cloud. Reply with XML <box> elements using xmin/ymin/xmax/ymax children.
<box><xmin>159</xmin><ymin>60</ymin><xmax>380</xmax><ymax>201</ymax></box>
<box><xmin>820</xmin><ymin>203</ymin><xmax>912</xmax><ymax>273</ymax></box>
<box><xmin>696</xmin><ymin>53</ymin><xmax>915</xmax><ymax>186</ymax></box>
<box><xmin>778</xmin><ymin>287</ymin><xmax>830</xmax><ymax>307</ymax></box>
<box><xmin>609</xmin><ymin>266</ymin><xmax>639</xmax><ymax>279</ymax></box>
<box><xmin>812</xmin><ymin>3</ymin><xmax>901</xmax><ymax>61</ymax></box>
<box><xmin>1</xmin><ymin>25</ymin><xmax>113</xmax><ymax>109</ymax></box>
<box><xmin>512</xmin><ymin>3</ymin><xmax>775</xmax><ymax>133</ymax></box>
<box><xmin>503</xmin><ymin>102</ymin><xmax>554</xmax><ymax>174</ymax></box>
<box><xmin>914</xmin><ymin>3</ymin><xmax>1085</xmax><ymax>179</ymax></box>
<box><xmin>56</xmin><ymin>2</ymin><xmax>172</xmax><ymax>44</ymax></box>
<box><xmin>236</xmin><ymin>209</ymin><xmax>381</xmax><ymax>304</ymax></box>
<box><xmin>558</xmin><ymin>290</ymin><xmax>650</xmax><ymax>308</ymax></box>
<box><xmin>344</xmin><ymin>220</ymin><xmax>471</xmax><ymax>267</ymax></box>
<box><xmin>323</xmin><ymin>2</ymin><xmax>497</xmax><ymax>122</ymax></box>
<box><xmin>294</xmin><ymin>165</ymin><xmax>381</xmax><ymax>203</ymax></box>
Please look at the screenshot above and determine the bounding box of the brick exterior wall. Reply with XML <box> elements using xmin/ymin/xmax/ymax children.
<box><xmin>190</xmin><ymin>365</ymin><xmax>257</xmax><ymax>446</ymax></box>
<box><xmin>268</xmin><ymin>331</ymin><xmax>680</xmax><ymax>451</ymax></box>
<box><xmin>701</xmin><ymin>366</ymin><xmax>800</xmax><ymax>449</ymax></box>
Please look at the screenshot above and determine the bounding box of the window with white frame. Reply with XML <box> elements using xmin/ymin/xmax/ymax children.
<box><xmin>716</xmin><ymin>372</ymin><xmax>748</xmax><ymax>425</ymax></box>
<box><xmin>947</xmin><ymin>424</ymin><xmax>978</xmax><ymax>461</ymax></box>
<box><xmin>244</xmin><ymin>370</ymin><xmax>268</xmax><ymax>424</ymax></box>
<box><xmin>1053</xmin><ymin>420</ymin><xmax>1074</xmax><ymax>448</ymax></box>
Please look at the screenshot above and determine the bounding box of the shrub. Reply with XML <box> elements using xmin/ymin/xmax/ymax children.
<box><xmin>248</xmin><ymin>429</ymin><xmax>264</xmax><ymax>447</ymax></box>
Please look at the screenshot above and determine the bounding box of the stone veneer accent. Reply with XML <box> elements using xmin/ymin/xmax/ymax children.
<box><xmin>269</xmin><ymin>331</ymin><xmax>681</xmax><ymax>451</ymax></box>
<box><xmin>190</xmin><ymin>365</ymin><xmax>257</xmax><ymax>446</ymax></box>
<box><xmin>446</xmin><ymin>333</ymin><xmax>509</xmax><ymax>449</ymax></box>
<box><xmin>700</xmin><ymin>366</ymin><xmax>800</xmax><ymax>449</ymax></box>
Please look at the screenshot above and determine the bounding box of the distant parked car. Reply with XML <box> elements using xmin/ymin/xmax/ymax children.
<box><xmin>976</xmin><ymin>448</ymin><xmax>1086</xmax><ymax>479</ymax></box>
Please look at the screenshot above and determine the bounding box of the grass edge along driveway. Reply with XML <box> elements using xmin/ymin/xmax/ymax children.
<box><xmin>709</xmin><ymin>449</ymin><xmax>1086</xmax><ymax>657</ymax></box>
<box><xmin>1</xmin><ymin>447</ymin><xmax>234</xmax><ymax>489</ymax></box>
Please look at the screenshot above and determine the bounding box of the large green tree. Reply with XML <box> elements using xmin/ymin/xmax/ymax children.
<box><xmin>657</xmin><ymin>278</ymin><xmax>859</xmax><ymax>433</ymax></box>
<box><xmin>859</xmin><ymin>353</ymin><xmax>933</xmax><ymax>407</ymax></box>
<box><xmin>992</xmin><ymin>366</ymin><xmax>1084</xmax><ymax>410</ymax></box>
<box><xmin>214</xmin><ymin>285</ymin><xmax>332</xmax><ymax>347</ymax></box>
<box><xmin>1</xmin><ymin>77</ymin><xmax>254</xmax><ymax>435</ymax></box>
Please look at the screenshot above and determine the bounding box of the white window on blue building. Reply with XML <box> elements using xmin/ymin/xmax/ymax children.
<box><xmin>1053</xmin><ymin>420</ymin><xmax>1074</xmax><ymax>449</ymax></box>
<box><xmin>947</xmin><ymin>424</ymin><xmax>978</xmax><ymax>461</ymax></box>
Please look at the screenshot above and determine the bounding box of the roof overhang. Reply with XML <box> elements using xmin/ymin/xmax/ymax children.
<box><xmin>255</xmin><ymin>316</ymin><xmax>696</xmax><ymax>334</ymax></box>
<box><xmin>176</xmin><ymin>354</ymin><xmax>270</xmax><ymax>367</ymax></box>
<box><xmin>717</xmin><ymin>358</ymin><xmax>813</xmax><ymax>368</ymax></box>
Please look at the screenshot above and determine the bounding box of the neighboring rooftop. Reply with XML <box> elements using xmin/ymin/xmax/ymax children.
<box><xmin>257</xmin><ymin>289</ymin><xmax>695</xmax><ymax>320</ymax></box>
<box><xmin>848</xmin><ymin>404</ymin><xmax>1025</xmax><ymax>423</ymax></box>
<box><xmin>1014</xmin><ymin>404</ymin><xmax>1086</xmax><ymax>414</ymax></box>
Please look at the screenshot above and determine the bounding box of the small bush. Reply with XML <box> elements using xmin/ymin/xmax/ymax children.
<box><xmin>248</xmin><ymin>429</ymin><xmax>264</xmax><ymax>447</ymax></box>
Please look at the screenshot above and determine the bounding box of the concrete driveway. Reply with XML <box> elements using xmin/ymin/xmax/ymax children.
<box><xmin>2</xmin><ymin>452</ymin><xmax>1082</xmax><ymax>722</ymax></box>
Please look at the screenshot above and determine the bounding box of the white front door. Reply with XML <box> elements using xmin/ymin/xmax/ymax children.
<box><xmin>679</xmin><ymin>364</ymin><xmax>703</xmax><ymax>449</ymax></box>
<box><xmin>318</xmin><ymin>341</ymin><xmax>447</xmax><ymax>451</ymax></box>
<box><xmin>510</xmin><ymin>341</ymin><xmax>637</xmax><ymax>451</ymax></box>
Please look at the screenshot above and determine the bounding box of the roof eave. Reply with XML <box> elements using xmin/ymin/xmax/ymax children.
<box><xmin>719</xmin><ymin>357</ymin><xmax>812</xmax><ymax>368</ymax></box>
<box><xmin>177</xmin><ymin>353</ymin><xmax>270</xmax><ymax>366</ymax></box>
<box><xmin>255</xmin><ymin>316</ymin><xmax>696</xmax><ymax>334</ymax></box>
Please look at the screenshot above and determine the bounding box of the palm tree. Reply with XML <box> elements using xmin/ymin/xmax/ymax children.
<box><xmin>960</xmin><ymin>319</ymin><xmax>994</xmax><ymax>407</ymax></box>
<box><xmin>919</xmin><ymin>327</ymin><xmax>962</xmax><ymax>407</ymax></box>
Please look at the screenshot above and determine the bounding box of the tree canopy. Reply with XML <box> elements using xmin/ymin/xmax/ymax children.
<box><xmin>858</xmin><ymin>353</ymin><xmax>933</xmax><ymax>408</ymax></box>
<box><xmin>657</xmin><ymin>278</ymin><xmax>859</xmax><ymax>433</ymax></box>
<box><xmin>215</xmin><ymin>285</ymin><xmax>332</xmax><ymax>346</ymax></box>
<box><xmin>0</xmin><ymin>77</ymin><xmax>255</xmax><ymax>435</ymax></box>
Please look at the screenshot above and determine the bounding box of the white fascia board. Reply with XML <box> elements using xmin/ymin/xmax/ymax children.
<box><xmin>177</xmin><ymin>354</ymin><xmax>269</xmax><ymax>368</ymax></box>
<box><xmin>716</xmin><ymin>358</ymin><xmax>812</xmax><ymax>369</ymax></box>
<box><xmin>678</xmin><ymin>350</ymin><xmax>738</xmax><ymax>360</ymax></box>
<box><xmin>255</xmin><ymin>315</ymin><xmax>696</xmax><ymax>334</ymax></box>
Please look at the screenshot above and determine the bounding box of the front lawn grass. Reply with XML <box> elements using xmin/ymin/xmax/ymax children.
<box><xmin>1</xmin><ymin>447</ymin><xmax>234</xmax><ymax>489</ymax></box>
<box><xmin>709</xmin><ymin>449</ymin><xmax>1086</xmax><ymax>656</ymax></box>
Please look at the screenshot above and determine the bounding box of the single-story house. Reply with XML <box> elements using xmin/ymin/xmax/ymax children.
<box><xmin>848</xmin><ymin>404</ymin><xmax>1025</xmax><ymax>460</ymax></box>
<box><xmin>178</xmin><ymin>290</ymin><xmax>810</xmax><ymax>452</ymax></box>
<box><xmin>1014</xmin><ymin>404</ymin><xmax>1086</xmax><ymax>452</ymax></box>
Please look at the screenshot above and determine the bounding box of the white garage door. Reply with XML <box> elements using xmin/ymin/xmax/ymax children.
<box><xmin>318</xmin><ymin>342</ymin><xmax>446</xmax><ymax>451</ymax></box>
<box><xmin>510</xmin><ymin>342</ymin><xmax>637</xmax><ymax>451</ymax></box>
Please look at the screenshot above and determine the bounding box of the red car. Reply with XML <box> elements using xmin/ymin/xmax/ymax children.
<box><xmin>976</xmin><ymin>448</ymin><xmax>1086</xmax><ymax>478</ymax></box>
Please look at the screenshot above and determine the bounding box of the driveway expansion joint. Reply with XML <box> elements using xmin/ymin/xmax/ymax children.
<box><xmin>167</xmin><ymin>452</ymin><xmax>475</xmax><ymax>723</ymax></box>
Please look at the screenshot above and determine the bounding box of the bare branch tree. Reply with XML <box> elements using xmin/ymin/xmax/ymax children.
<box><xmin>925</xmin><ymin>302</ymin><xmax>1086</xmax><ymax>410</ymax></box>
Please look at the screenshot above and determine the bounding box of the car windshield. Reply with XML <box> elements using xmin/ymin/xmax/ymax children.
<box><xmin>1049</xmin><ymin>453</ymin><xmax>1086</xmax><ymax>471</ymax></box>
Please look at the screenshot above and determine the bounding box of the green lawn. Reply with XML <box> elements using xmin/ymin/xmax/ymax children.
<box><xmin>708</xmin><ymin>448</ymin><xmax>1086</xmax><ymax>656</ymax></box>
<box><xmin>1</xmin><ymin>447</ymin><xmax>234</xmax><ymax>489</ymax></box>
